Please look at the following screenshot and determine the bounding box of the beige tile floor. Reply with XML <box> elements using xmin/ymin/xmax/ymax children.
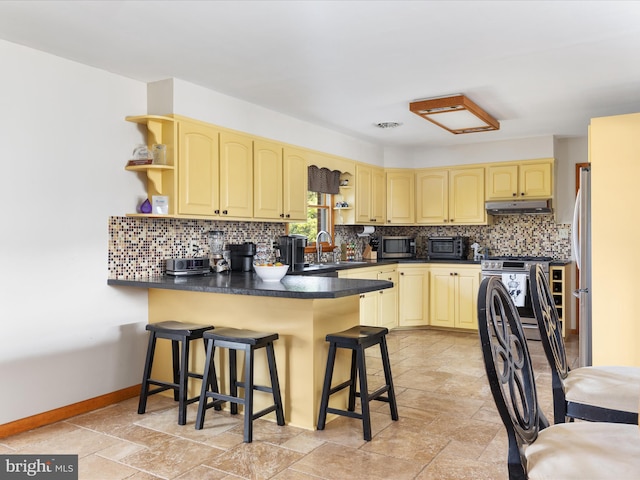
<box><xmin>0</xmin><ymin>329</ymin><xmax>578</xmax><ymax>480</ymax></box>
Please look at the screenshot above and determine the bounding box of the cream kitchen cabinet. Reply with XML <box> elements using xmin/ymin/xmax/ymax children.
<box><xmin>339</xmin><ymin>265</ymin><xmax>397</xmax><ymax>328</ymax></box>
<box><xmin>177</xmin><ymin>120</ymin><xmax>219</xmax><ymax>216</ymax></box>
<box><xmin>397</xmin><ymin>265</ymin><xmax>429</xmax><ymax>327</ymax></box>
<box><xmin>416</xmin><ymin>167</ymin><xmax>486</xmax><ymax>225</ymax></box>
<box><xmin>355</xmin><ymin>164</ymin><xmax>386</xmax><ymax>224</ymax></box>
<box><xmin>253</xmin><ymin>143</ymin><xmax>308</xmax><ymax>221</ymax></box>
<box><xmin>386</xmin><ymin>169</ymin><xmax>415</xmax><ymax>224</ymax></box>
<box><xmin>177</xmin><ymin>122</ymin><xmax>253</xmax><ymax>218</ymax></box>
<box><xmin>429</xmin><ymin>265</ymin><xmax>480</xmax><ymax>330</ymax></box>
<box><xmin>486</xmin><ymin>158</ymin><xmax>553</xmax><ymax>200</ymax></box>
<box><xmin>282</xmin><ymin>147</ymin><xmax>309</xmax><ymax>221</ymax></box>
<box><xmin>218</xmin><ymin>131</ymin><xmax>253</xmax><ymax>218</ymax></box>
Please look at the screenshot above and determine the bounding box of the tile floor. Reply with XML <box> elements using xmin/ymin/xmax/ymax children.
<box><xmin>0</xmin><ymin>329</ymin><xmax>578</xmax><ymax>480</ymax></box>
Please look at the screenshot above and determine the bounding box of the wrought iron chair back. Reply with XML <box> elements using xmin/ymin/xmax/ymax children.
<box><xmin>530</xmin><ymin>263</ymin><xmax>639</xmax><ymax>424</ymax></box>
<box><xmin>477</xmin><ymin>276</ymin><xmax>548</xmax><ymax>480</ymax></box>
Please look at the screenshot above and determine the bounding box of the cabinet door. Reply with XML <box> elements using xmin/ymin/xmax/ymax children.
<box><xmin>283</xmin><ymin>147</ymin><xmax>308</xmax><ymax>221</ymax></box>
<box><xmin>253</xmin><ymin>140</ymin><xmax>283</xmax><ymax>220</ymax></box>
<box><xmin>429</xmin><ymin>268</ymin><xmax>456</xmax><ymax>328</ymax></box>
<box><xmin>355</xmin><ymin>165</ymin><xmax>373</xmax><ymax>223</ymax></box>
<box><xmin>486</xmin><ymin>164</ymin><xmax>519</xmax><ymax>199</ymax></box>
<box><xmin>398</xmin><ymin>268</ymin><xmax>428</xmax><ymax>326</ymax></box>
<box><xmin>449</xmin><ymin>167</ymin><xmax>486</xmax><ymax>224</ymax></box>
<box><xmin>416</xmin><ymin>169</ymin><xmax>448</xmax><ymax>224</ymax></box>
<box><xmin>386</xmin><ymin>170</ymin><xmax>415</xmax><ymax>224</ymax></box>
<box><xmin>177</xmin><ymin>121</ymin><xmax>219</xmax><ymax>216</ymax></box>
<box><xmin>371</xmin><ymin>166</ymin><xmax>386</xmax><ymax>223</ymax></box>
<box><xmin>219</xmin><ymin>131</ymin><xmax>253</xmax><ymax>218</ymax></box>
<box><xmin>377</xmin><ymin>270</ymin><xmax>398</xmax><ymax>329</ymax></box>
<box><xmin>520</xmin><ymin>162</ymin><xmax>552</xmax><ymax>198</ymax></box>
<box><xmin>359</xmin><ymin>291</ymin><xmax>379</xmax><ymax>326</ymax></box>
<box><xmin>455</xmin><ymin>270</ymin><xmax>480</xmax><ymax>330</ymax></box>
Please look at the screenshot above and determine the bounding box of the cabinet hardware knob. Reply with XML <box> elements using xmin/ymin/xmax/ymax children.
<box><xmin>512</xmin><ymin>193</ymin><xmax>517</xmax><ymax>197</ymax></box>
<box><xmin>214</xmin><ymin>209</ymin><xmax>220</xmax><ymax>214</ymax></box>
<box><xmin>286</xmin><ymin>214</ymin><xmax>290</xmax><ymax>218</ymax></box>
<box><xmin>222</xmin><ymin>210</ymin><xmax>228</xmax><ymax>215</ymax></box>
<box><xmin>280</xmin><ymin>213</ymin><xmax>285</xmax><ymax>218</ymax></box>
<box><xmin>521</xmin><ymin>192</ymin><xmax>525</xmax><ymax>196</ymax></box>
<box><xmin>400</xmin><ymin>272</ymin><xmax>404</xmax><ymax>275</ymax></box>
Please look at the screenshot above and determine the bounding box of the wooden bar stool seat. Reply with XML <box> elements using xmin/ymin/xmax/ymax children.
<box><xmin>138</xmin><ymin>321</ymin><xmax>214</xmax><ymax>425</ymax></box>
<box><xmin>195</xmin><ymin>327</ymin><xmax>285</xmax><ymax>443</ymax></box>
<box><xmin>317</xmin><ymin>325</ymin><xmax>398</xmax><ymax>441</ymax></box>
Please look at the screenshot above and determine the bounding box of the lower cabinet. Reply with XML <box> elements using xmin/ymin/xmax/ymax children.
<box><xmin>429</xmin><ymin>265</ymin><xmax>481</xmax><ymax>331</ymax></box>
<box><xmin>338</xmin><ymin>263</ymin><xmax>480</xmax><ymax>331</ymax></box>
<box><xmin>340</xmin><ymin>266</ymin><xmax>398</xmax><ymax>328</ymax></box>
<box><xmin>398</xmin><ymin>265</ymin><xmax>429</xmax><ymax>327</ymax></box>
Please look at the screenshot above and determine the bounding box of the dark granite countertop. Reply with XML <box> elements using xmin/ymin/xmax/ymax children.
<box><xmin>107</xmin><ymin>272</ymin><xmax>392</xmax><ymax>299</ymax></box>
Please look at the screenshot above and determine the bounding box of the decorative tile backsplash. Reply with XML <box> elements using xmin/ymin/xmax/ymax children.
<box><xmin>108</xmin><ymin>214</ymin><xmax>571</xmax><ymax>279</ymax></box>
<box><xmin>336</xmin><ymin>214</ymin><xmax>571</xmax><ymax>260</ymax></box>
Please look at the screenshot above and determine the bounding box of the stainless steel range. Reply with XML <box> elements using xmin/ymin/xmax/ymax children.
<box><xmin>481</xmin><ymin>256</ymin><xmax>552</xmax><ymax>340</ymax></box>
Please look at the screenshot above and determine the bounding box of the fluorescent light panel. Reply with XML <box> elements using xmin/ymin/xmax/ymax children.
<box><xmin>409</xmin><ymin>94</ymin><xmax>499</xmax><ymax>134</ymax></box>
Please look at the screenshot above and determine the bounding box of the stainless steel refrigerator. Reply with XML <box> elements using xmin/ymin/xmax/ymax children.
<box><xmin>572</xmin><ymin>166</ymin><xmax>591</xmax><ymax>367</ymax></box>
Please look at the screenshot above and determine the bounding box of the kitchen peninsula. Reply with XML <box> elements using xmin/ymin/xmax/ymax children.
<box><xmin>108</xmin><ymin>273</ymin><xmax>392</xmax><ymax>430</ymax></box>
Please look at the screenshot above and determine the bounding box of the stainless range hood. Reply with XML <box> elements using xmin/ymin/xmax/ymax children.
<box><xmin>485</xmin><ymin>199</ymin><xmax>553</xmax><ymax>215</ymax></box>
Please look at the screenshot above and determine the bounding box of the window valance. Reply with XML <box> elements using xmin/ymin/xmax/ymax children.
<box><xmin>308</xmin><ymin>165</ymin><xmax>341</xmax><ymax>194</ymax></box>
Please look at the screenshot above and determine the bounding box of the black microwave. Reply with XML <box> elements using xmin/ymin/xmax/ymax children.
<box><xmin>378</xmin><ymin>236</ymin><xmax>416</xmax><ymax>259</ymax></box>
<box><xmin>427</xmin><ymin>236</ymin><xmax>468</xmax><ymax>260</ymax></box>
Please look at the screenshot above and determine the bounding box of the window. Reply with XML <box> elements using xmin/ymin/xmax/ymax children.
<box><xmin>288</xmin><ymin>191</ymin><xmax>334</xmax><ymax>252</ymax></box>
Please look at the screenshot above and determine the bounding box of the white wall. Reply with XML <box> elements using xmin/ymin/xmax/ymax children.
<box><xmin>0</xmin><ymin>39</ymin><xmax>149</xmax><ymax>424</ymax></box>
<box><xmin>148</xmin><ymin>78</ymin><xmax>386</xmax><ymax>166</ymax></box>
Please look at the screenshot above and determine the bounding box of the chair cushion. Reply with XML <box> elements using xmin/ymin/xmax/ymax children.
<box><xmin>564</xmin><ymin>366</ymin><xmax>640</xmax><ymax>413</ymax></box>
<box><xmin>526</xmin><ymin>422</ymin><xmax>640</xmax><ymax>480</ymax></box>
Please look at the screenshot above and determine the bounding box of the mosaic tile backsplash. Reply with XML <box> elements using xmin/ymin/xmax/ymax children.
<box><xmin>108</xmin><ymin>215</ymin><xmax>571</xmax><ymax>279</ymax></box>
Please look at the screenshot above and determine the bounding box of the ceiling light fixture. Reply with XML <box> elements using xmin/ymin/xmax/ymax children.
<box><xmin>409</xmin><ymin>94</ymin><xmax>499</xmax><ymax>134</ymax></box>
<box><xmin>375</xmin><ymin>122</ymin><xmax>402</xmax><ymax>129</ymax></box>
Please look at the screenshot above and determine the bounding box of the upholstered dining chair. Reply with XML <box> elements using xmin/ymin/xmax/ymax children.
<box><xmin>477</xmin><ymin>276</ymin><xmax>640</xmax><ymax>480</ymax></box>
<box><xmin>529</xmin><ymin>264</ymin><xmax>640</xmax><ymax>424</ymax></box>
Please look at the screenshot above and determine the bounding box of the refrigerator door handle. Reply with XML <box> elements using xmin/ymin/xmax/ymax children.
<box><xmin>572</xmin><ymin>188</ymin><xmax>581</xmax><ymax>270</ymax></box>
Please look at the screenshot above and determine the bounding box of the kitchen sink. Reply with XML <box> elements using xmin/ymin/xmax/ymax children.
<box><xmin>300</xmin><ymin>261</ymin><xmax>369</xmax><ymax>274</ymax></box>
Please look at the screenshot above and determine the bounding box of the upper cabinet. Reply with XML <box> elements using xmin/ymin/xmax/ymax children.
<box><xmin>125</xmin><ymin>114</ymin><xmax>552</xmax><ymax>226</ymax></box>
<box><xmin>253</xmin><ymin>139</ymin><xmax>283</xmax><ymax>220</ymax></box>
<box><xmin>486</xmin><ymin>158</ymin><xmax>554</xmax><ymax>200</ymax></box>
<box><xmin>355</xmin><ymin>164</ymin><xmax>386</xmax><ymax>224</ymax></box>
<box><xmin>282</xmin><ymin>147</ymin><xmax>308</xmax><ymax>221</ymax></box>
<box><xmin>219</xmin><ymin>131</ymin><xmax>254</xmax><ymax>218</ymax></box>
<box><xmin>177</xmin><ymin>119</ymin><xmax>219</xmax><ymax>216</ymax></box>
<box><xmin>416</xmin><ymin>167</ymin><xmax>487</xmax><ymax>225</ymax></box>
<box><xmin>248</xmin><ymin>142</ymin><xmax>309</xmax><ymax>222</ymax></box>
<box><xmin>386</xmin><ymin>169</ymin><xmax>415</xmax><ymax>224</ymax></box>
<box><xmin>178</xmin><ymin>124</ymin><xmax>253</xmax><ymax>219</ymax></box>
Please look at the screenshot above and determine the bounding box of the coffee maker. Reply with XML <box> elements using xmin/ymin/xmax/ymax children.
<box><xmin>278</xmin><ymin>235</ymin><xmax>307</xmax><ymax>272</ymax></box>
<box><xmin>228</xmin><ymin>242</ymin><xmax>256</xmax><ymax>272</ymax></box>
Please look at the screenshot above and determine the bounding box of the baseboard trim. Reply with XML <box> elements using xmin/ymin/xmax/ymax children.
<box><xmin>0</xmin><ymin>385</ymin><xmax>141</xmax><ymax>439</ymax></box>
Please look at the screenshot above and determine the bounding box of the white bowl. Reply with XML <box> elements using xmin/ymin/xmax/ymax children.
<box><xmin>254</xmin><ymin>264</ymin><xmax>289</xmax><ymax>282</ymax></box>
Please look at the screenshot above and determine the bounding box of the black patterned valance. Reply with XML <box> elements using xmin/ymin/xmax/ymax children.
<box><xmin>308</xmin><ymin>165</ymin><xmax>341</xmax><ymax>194</ymax></box>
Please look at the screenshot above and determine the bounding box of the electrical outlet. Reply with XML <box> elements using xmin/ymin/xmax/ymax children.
<box><xmin>558</xmin><ymin>227</ymin><xmax>569</xmax><ymax>239</ymax></box>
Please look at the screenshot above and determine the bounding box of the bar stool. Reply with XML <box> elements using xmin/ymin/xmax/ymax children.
<box><xmin>138</xmin><ymin>321</ymin><xmax>215</xmax><ymax>425</ymax></box>
<box><xmin>195</xmin><ymin>327</ymin><xmax>285</xmax><ymax>443</ymax></box>
<box><xmin>317</xmin><ymin>325</ymin><xmax>398</xmax><ymax>441</ymax></box>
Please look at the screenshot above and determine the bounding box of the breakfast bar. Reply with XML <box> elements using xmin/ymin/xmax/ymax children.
<box><xmin>108</xmin><ymin>273</ymin><xmax>392</xmax><ymax>430</ymax></box>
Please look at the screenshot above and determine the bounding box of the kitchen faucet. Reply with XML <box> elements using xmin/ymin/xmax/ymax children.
<box><xmin>315</xmin><ymin>230</ymin><xmax>331</xmax><ymax>263</ymax></box>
